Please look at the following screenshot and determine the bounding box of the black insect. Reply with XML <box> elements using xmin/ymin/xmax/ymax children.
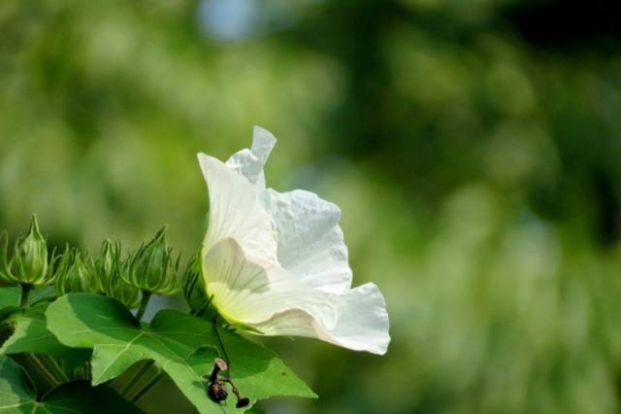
<box><xmin>205</xmin><ymin>357</ymin><xmax>249</xmax><ymax>408</ymax></box>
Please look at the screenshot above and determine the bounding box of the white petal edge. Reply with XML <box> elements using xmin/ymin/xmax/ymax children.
<box><xmin>225</xmin><ymin>126</ymin><xmax>277</xmax><ymax>188</ymax></box>
<box><xmin>198</xmin><ymin>153</ymin><xmax>278</xmax><ymax>263</ymax></box>
<box><xmin>250</xmin><ymin>283</ymin><xmax>390</xmax><ymax>355</ymax></box>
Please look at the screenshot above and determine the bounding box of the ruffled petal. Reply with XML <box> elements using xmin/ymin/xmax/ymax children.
<box><xmin>197</xmin><ymin>153</ymin><xmax>277</xmax><ymax>263</ymax></box>
<box><xmin>225</xmin><ymin>126</ymin><xmax>276</xmax><ymax>188</ymax></box>
<box><xmin>202</xmin><ymin>238</ymin><xmax>339</xmax><ymax>328</ymax></box>
<box><xmin>261</xmin><ymin>189</ymin><xmax>353</xmax><ymax>294</ymax></box>
<box><xmin>251</xmin><ymin>283</ymin><xmax>390</xmax><ymax>355</ymax></box>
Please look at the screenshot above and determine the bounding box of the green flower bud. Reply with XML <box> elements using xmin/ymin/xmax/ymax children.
<box><xmin>96</xmin><ymin>240</ymin><xmax>140</xmax><ymax>309</ymax></box>
<box><xmin>183</xmin><ymin>253</ymin><xmax>214</xmax><ymax>317</ymax></box>
<box><xmin>107</xmin><ymin>270</ymin><xmax>141</xmax><ymax>309</ymax></box>
<box><xmin>98</xmin><ymin>239</ymin><xmax>118</xmax><ymax>279</ymax></box>
<box><xmin>0</xmin><ymin>216</ymin><xmax>53</xmax><ymax>286</ymax></box>
<box><xmin>55</xmin><ymin>249</ymin><xmax>97</xmax><ymax>295</ymax></box>
<box><xmin>124</xmin><ymin>227</ymin><xmax>180</xmax><ymax>295</ymax></box>
<box><xmin>183</xmin><ymin>256</ymin><xmax>203</xmax><ymax>310</ymax></box>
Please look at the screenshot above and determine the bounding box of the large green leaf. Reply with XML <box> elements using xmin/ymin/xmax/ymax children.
<box><xmin>46</xmin><ymin>294</ymin><xmax>315</xmax><ymax>413</ymax></box>
<box><xmin>188</xmin><ymin>329</ymin><xmax>317</xmax><ymax>402</ymax></box>
<box><xmin>0</xmin><ymin>356</ymin><xmax>143</xmax><ymax>413</ymax></box>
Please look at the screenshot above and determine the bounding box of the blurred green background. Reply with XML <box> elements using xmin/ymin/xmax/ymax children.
<box><xmin>2</xmin><ymin>0</ymin><xmax>621</xmax><ymax>413</ymax></box>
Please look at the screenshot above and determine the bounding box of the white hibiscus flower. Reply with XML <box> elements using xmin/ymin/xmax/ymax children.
<box><xmin>198</xmin><ymin>127</ymin><xmax>390</xmax><ymax>355</ymax></box>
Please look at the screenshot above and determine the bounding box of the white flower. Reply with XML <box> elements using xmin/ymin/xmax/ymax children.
<box><xmin>197</xmin><ymin>127</ymin><xmax>390</xmax><ymax>355</ymax></box>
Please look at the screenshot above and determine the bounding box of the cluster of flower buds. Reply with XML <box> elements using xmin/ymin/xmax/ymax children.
<box><xmin>0</xmin><ymin>217</ymin><xmax>185</xmax><ymax>313</ymax></box>
<box><xmin>206</xmin><ymin>358</ymin><xmax>249</xmax><ymax>408</ymax></box>
<box><xmin>0</xmin><ymin>216</ymin><xmax>54</xmax><ymax>287</ymax></box>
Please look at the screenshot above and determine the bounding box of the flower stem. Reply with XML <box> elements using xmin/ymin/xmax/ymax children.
<box><xmin>212</xmin><ymin>318</ymin><xmax>231</xmax><ymax>376</ymax></box>
<box><xmin>134</xmin><ymin>290</ymin><xmax>152</xmax><ymax>321</ymax></box>
<box><xmin>20</xmin><ymin>283</ymin><xmax>33</xmax><ymax>308</ymax></box>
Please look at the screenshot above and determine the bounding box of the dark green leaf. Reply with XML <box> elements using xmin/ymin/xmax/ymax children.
<box><xmin>46</xmin><ymin>293</ymin><xmax>221</xmax><ymax>414</ymax></box>
<box><xmin>0</xmin><ymin>355</ymin><xmax>144</xmax><ymax>413</ymax></box>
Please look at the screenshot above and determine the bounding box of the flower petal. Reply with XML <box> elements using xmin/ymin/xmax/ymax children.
<box><xmin>197</xmin><ymin>153</ymin><xmax>277</xmax><ymax>263</ymax></box>
<box><xmin>225</xmin><ymin>126</ymin><xmax>277</xmax><ymax>188</ymax></box>
<box><xmin>251</xmin><ymin>283</ymin><xmax>390</xmax><ymax>355</ymax></box>
<box><xmin>202</xmin><ymin>238</ymin><xmax>339</xmax><ymax>328</ymax></box>
<box><xmin>261</xmin><ymin>189</ymin><xmax>353</xmax><ymax>294</ymax></box>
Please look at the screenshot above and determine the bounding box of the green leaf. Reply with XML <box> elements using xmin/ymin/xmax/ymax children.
<box><xmin>0</xmin><ymin>286</ymin><xmax>56</xmax><ymax>317</ymax></box>
<box><xmin>47</xmin><ymin>293</ymin><xmax>221</xmax><ymax>414</ymax></box>
<box><xmin>0</xmin><ymin>301</ymin><xmax>91</xmax><ymax>382</ymax></box>
<box><xmin>188</xmin><ymin>330</ymin><xmax>317</xmax><ymax>402</ymax></box>
<box><xmin>0</xmin><ymin>288</ymin><xmax>19</xmax><ymax>310</ymax></box>
<box><xmin>0</xmin><ymin>355</ymin><xmax>144</xmax><ymax>413</ymax></box>
<box><xmin>1</xmin><ymin>303</ymin><xmax>67</xmax><ymax>355</ymax></box>
<box><xmin>46</xmin><ymin>293</ymin><xmax>315</xmax><ymax>413</ymax></box>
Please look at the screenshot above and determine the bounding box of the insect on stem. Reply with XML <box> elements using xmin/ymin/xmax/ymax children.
<box><xmin>207</xmin><ymin>321</ymin><xmax>250</xmax><ymax>408</ymax></box>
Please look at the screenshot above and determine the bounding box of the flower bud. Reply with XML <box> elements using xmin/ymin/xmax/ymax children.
<box><xmin>96</xmin><ymin>240</ymin><xmax>140</xmax><ymax>309</ymax></box>
<box><xmin>98</xmin><ymin>239</ymin><xmax>118</xmax><ymax>279</ymax></box>
<box><xmin>55</xmin><ymin>249</ymin><xmax>97</xmax><ymax>295</ymax></box>
<box><xmin>183</xmin><ymin>255</ymin><xmax>211</xmax><ymax>314</ymax></box>
<box><xmin>0</xmin><ymin>216</ymin><xmax>53</xmax><ymax>286</ymax></box>
<box><xmin>124</xmin><ymin>227</ymin><xmax>180</xmax><ymax>295</ymax></box>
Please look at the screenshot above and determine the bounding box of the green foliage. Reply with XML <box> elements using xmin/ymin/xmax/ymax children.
<box><xmin>0</xmin><ymin>288</ymin><xmax>19</xmax><ymax>310</ymax></box>
<box><xmin>0</xmin><ymin>303</ymin><xmax>66</xmax><ymax>355</ymax></box>
<box><xmin>1</xmin><ymin>0</ymin><xmax>620</xmax><ymax>413</ymax></box>
<box><xmin>0</xmin><ymin>221</ymin><xmax>315</xmax><ymax>413</ymax></box>
<box><xmin>0</xmin><ymin>356</ymin><xmax>144</xmax><ymax>413</ymax></box>
<box><xmin>189</xmin><ymin>331</ymin><xmax>317</xmax><ymax>402</ymax></box>
<box><xmin>46</xmin><ymin>293</ymin><xmax>315</xmax><ymax>413</ymax></box>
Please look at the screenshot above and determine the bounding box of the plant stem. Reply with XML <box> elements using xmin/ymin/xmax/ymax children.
<box><xmin>20</xmin><ymin>283</ymin><xmax>33</xmax><ymax>308</ymax></box>
<box><xmin>212</xmin><ymin>318</ymin><xmax>231</xmax><ymax>376</ymax></box>
<box><xmin>135</xmin><ymin>290</ymin><xmax>151</xmax><ymax>321</ymax></box>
